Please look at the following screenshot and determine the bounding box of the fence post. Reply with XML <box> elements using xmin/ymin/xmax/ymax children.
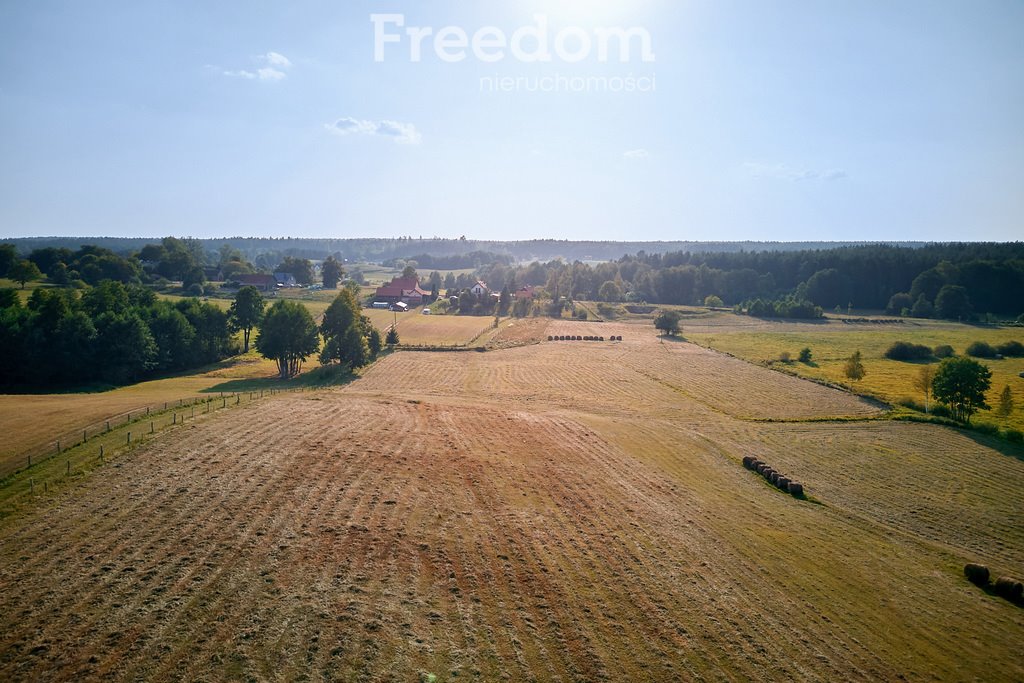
<box><xmin>127</xmin><ymin>432</ymin><xmax>131</xmax><ymax>444</ymax></box>
<box><xmin>191</xmin><ymin>407</ymin><xmax>195</xmax><ymax>419</ymax></box>
<box><xmin>100</xmin><ymin>445</ymin><xmax>104</xmax><ymax>460</ymax></box>
<box><xmin>30</xmin><ymin>478</ymin><xmax>34</xmax><ymax>494</ymax></box>
<box><xmin>106</xmin><ymin>421</ymin><xmax>110</xmax><ymax>432</ymax></box>
<box><xmin>173</xmin><ymin>413</ymin><xmax>177</xmax><ymax>425</ymax></box>
<box><xmin>67</xmin><ymin>460</ymin><xmax>71</xmax><ymax>475</ymax></box>
<box><xmin>56</xmin><ymin>440</ymin><xmax>60</xmax><ymax>454</ymax></box>
<box><xmin>27</xmin><ymin>455</ymin><xmax>31</xmax><ymax>468</ymax></box>
<box><xmin>84</xmin><ymin>429</ymin><xmax>87</xmax><ymax>443</ymax></box>
<box><xmin>151</xmin><ymin>421</ymin><xmax>154</xmax><ymax>434</ymax></box>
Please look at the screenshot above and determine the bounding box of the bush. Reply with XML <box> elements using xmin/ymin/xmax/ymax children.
<box><xmin>186</xmin><ymin>283</ymin><xmax>204</xmax><ymax>297</ymax></box>
<box><xmin>930</xmin><ymin>404</ymin><xmax>952</xmax><ymax>418</ymax></box>
<box><xmin>933</xmin><ymin>344</ymin><xmax>955</xmax><ymax>358</ymax></box>
<box><xmin>798</xmin><ymin>347</ymin><xmax>812</xmax><ymax>363</ymax></box>
<box><xmin>972</xmin><ymin>422</ymin><xmax>999</xmax><ymax>436</ymax></box>
<box><xmin>884</xmin><ymin>341</ymin><xmax>933</xmax><ymax>361</ymax></box>
<box><xmin>896</xmin><ymin>397</ymin><xmax>926</xmax><ymax>412</ymax></box>
<box><xmin>996</xmin><ymin>341</ymin><xmax>1024</xmax><ymax>357</ymax></box>
<box><xmin>1002</xmin><ymin>428</ymin><xmax>1023</xmax><ymax>444</ymax></box>
<box><xmin>965</xmin><ymin>341</ymin><xmax>997</xmax><ymax>358</ymax></box>
<box><xmin>779</xmin><ymin>351</ymin><xmax>791</xmax><ymax>363</ymax></box>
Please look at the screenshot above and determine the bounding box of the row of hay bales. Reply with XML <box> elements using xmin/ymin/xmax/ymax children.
<box><xmin>742</xmin><ymin>456</ymin><xmax>804</xmax><ymax>497</ymax></box>
<box><xmin>964</xmin><ymin>563</ymin><xmax>1023</xmax><ymax>603</ymax></box>
<box><xmin>547</xmin><ymin>335</ymin><xmax>623</xmax><ymax>342</ymax></box>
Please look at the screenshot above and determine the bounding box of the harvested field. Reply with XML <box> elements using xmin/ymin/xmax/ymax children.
<box><xmin>1</xmin><ymin>323</ymin><xmax>1022</xmax><ymax>681</ymax></box>
<box><xmin>362</xmin><ymin>309</ymin><xmax>496</xmax><ymax>346</ymax></box>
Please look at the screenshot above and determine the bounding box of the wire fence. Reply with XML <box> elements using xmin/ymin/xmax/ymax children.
<box><xmin>2</xmin><ymin>388</ymin><xmax>298</xmax><ymax>481</ymax></box>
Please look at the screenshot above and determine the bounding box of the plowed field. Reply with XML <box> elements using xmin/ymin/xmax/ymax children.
<box><xmin>1</xmin><ymin>322</ymin><xmax>1021</xmax><ymax>682</ymax></box>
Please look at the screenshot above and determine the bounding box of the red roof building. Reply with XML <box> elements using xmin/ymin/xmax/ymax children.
<box><xmin>374</xmin><ymin>277</ymin><xmax>431</xmax><ymax>304</ymax></box>
<box><xmin>233</xmin><ymin>274</ymin><xmax>278</xmax><ymax>292</ymax></box>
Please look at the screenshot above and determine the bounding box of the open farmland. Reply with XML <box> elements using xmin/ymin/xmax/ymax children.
<box><xmin>685</xmin><ymin>313</ymin><xmax>1024</xmax><ymax>431</ymax></box>
<box><xmin>1</xmin><ymin>320</ymin><xmax>1022</xmax><ymax>681</ymax></box>
<box><xmin>362</xmin><ymin>309</ymin><xmax>497</xmax><ymax>347</ymax></box>
<box><xmin>0</xmin><ymin>354</ymin><xmax>282</xmax><ymax>473</ymax></box>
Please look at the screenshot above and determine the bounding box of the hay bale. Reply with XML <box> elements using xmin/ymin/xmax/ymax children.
<box><xmin>777</xmin><ymin>476</ymin><xmax>790</xmax><ymax>490</ymax></box>
<box><xmin>756</xmin><ymin>463</ymin><xmax>767</xmax><ymax>474</ymax></box>
<box><xmin>994</xmin><ymin>576</ymin><xmax>1023</xmax><ymax>601</ymax></box>
<box><xmin>769</xmin><ymin>472</ymin><xmax>780</xmax><ymax>485</ymax></box>
<box><xmin>762</xmin><ymin>468</ymin><xmax>775</xmax><ymax>480</ymax></box>
<box><xmin>742</xmin><ymin>456</ymin><xmax>755</xmax><ymax>469</ymax></box>
<box><xmin>599</xmin><ymin>336</ymin><xmax>605</xmax><ymax>341</ymax></box>
<box><xmin>963</xmin><ymin>563</ymin><xmax>990</xmax><ymax>586</ymax></box>
<box><xmin>547</xmin><ymin>336</ymin><xmax>553</xmax><ymax>341</ymax></box>
<box><xmin>787</xmin><ymin>482</ymin><xmax>804</xmax><ymax>497</ymax></box>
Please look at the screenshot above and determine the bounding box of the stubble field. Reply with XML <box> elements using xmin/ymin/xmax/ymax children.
<box><xmin>1</xmin><ymin>319</ymin><xmax>1022</xmax><ymax>681</ymax></box>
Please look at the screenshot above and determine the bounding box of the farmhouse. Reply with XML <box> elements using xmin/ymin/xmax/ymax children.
<box><xmin>375</xmin><ymin>276</ymin><xmax>431</xmax><ymax>305</ymax></box>
<box><xmin>470</xmin><ymin>280</ymin><xmax>489</xmax><ymax>297</ymax></box>
<box><xmin>514</xmin><ymin>285</ymin><xmax>536</xmax><ymax>300</ymax></box>
<box><xmin>232</xmin><ymin>274</ymin><xmax>277</xmax><ymax>292</ymax></box>
<box><xmin>274</xmin><ymin>272</ymin><xmax>298</xmax><ymax>288</ymax></box>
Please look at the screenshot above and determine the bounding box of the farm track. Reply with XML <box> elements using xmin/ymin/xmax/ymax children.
<box><xmin>1</xmin><ymin>329</ymin><xmax>1022</xmax><ymax>681</ymax></box>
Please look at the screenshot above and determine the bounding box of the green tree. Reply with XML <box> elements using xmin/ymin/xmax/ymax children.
<box><xmin>367</xmin><ymin>326</ymin><xmax>383</xmax><ymax>358</ymax></box>
<box><xmin>910</xmin><ymin>295</ymin><xmax>934</xmax><ymax>319</ymax></box>
<box><xmin>654</xmin><ymin>310</ymin><xmax>683</xmax><ymax>337</ymax></box>
<box><xmin>256</xmin><ymin>300</ymin><xmax>320</xmax><ymax>379</ymax></box>
<box><xmin>599</xmin><ymin>280</ymin><xmax>624</xmax><ymax>302</ymax></box>
<box><xmin>498</xmin><ymin>285</ymin><xmax>512</xmax><ymax>314</ymax></box>
<box><xmin>703</xmin><ymin>294</ymin><xmax>724</xmax><ymax>307</ymax></box>
<box><xmin>0</xmin><ymin>244</ymin><xmax>17</xmax><ymax>278</ymax></box>
<box><xmin>913</xmin><ymin>365</ymin><xmax>935</xmax><ymax>413</ymax></box>
<box><xmin>932</xmin><ymin>356</ymin><xmax>992</xmax><ymax>423</ymax></box>
<box><xmin>96</xmin><ymin>313</ymin><xmax>158</xmax><ymax>383</ymax></box>
<box><xmin>798</xmin><ymin>347</ymin><xmax>813</xmax><ymax>363</ymax></box>
<box><xmin>275</xmin><ymin>256</ymin><xmax>315</xmax><ymax>286</ymax></box>
<box><xmin>385</xmin><ymin>326</ymin><xmax>400</xmax><ymax>346</ymax></box>
<box><xmin>934</xmin><ymin>285</ymin><xmax>972</xmax><ymax>320</ymax></box>
<box><xmin>322</xmin><ymin>256</ymin><xmax>344</xmax><ymax>289</ymax></box>
<box><xmin>843</xmin><ymin>350</ymin><xmax>866</xmax><ymax>382</ymax></box>
<box><xmin>996</xmin><ymin>385</ymin><xmax>1014</xmax><ymax>417</ymax></box>
<box><xmin>0</xmin><ymin>288</ymin><xmax>19</xmax><ymax>308</ymax></box>
<box><xmin>228</xmin><ymin>286</ymin><xmax>265</xmax><ymax>353</ymax></box>
<box><xmin>320</xmin><ymin>290</ymin><xmax>370</xmax><ymax>368</ymax></box>
<box><xmin>401</xmin><ymin>264</ymin><xmax>418</xmax><ymax>280</ymax></box>
<box><xmin>10</xmin><ymin>260</ymin><xmax>42</xmax><ymax>289</ymax></box>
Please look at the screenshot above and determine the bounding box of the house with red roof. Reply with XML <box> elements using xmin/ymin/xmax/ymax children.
<box><xmin>374</xmin><ymin>276</ymin><xmax>431</xmax><ymax>305</ymax></box>
<box><xmin>233</xmin><ymin>274</ymin><xmax>278</xmax><ymax>292</ymax></box>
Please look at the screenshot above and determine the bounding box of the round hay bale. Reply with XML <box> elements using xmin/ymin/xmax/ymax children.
<box><xmin>547</xmin><ymin>336</ymin><xmax>553</xmax><ymax>341</ymax></box>
<box><xmin>787</xmin><ymin>482</ymin><xmax>804</xmax><ymax>497</ymax></box>
<box><xmin>777</xmin><ymin>476</ymin><xmax>790</xmax><ymax>490</ymax></box>
<box><xmin>963</xmin><ymin>563</ymin><xmax>990</xmax><ymax>586</ymax></box>
<box><xmin>762</xmin><ymin>469</ymin><xmax>776</xmax><ymax>481</ymax></box>
<box><xmin>769</xmin><ymin>472</ymin><xmax>780</xmax><ymax>485</ymax></box>
<box><xmin>994</xmin><ymin>577</ymin><xmax>1023</xmax><ymax>601</ymax></box>
<box><xmin>599</xmin><ymin>336</ymin><xmax>605</xmax><ymax>341</ymax></box>
<box><xmin>742</xmin><ymin>456</ymin><xmax>755</xmax><ymax>469</ymax></box>
<box><xmin>756</xmin><ymin>463</ymin><xmax>768</xmax><ymax>474</ymax></box>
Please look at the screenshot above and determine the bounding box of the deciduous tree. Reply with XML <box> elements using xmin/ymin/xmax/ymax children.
<box><xmin>654</xmin><ymin>310</ymin><xmax>682</xmax><ymax>337</ymax></box>
<box><xmin>843</xmin><ymin>350</ymin><xmax>866</xmax><ymax>382</ymax></box>
<box><xmin>10</xmin><ymin>260</ymin><xmax>42</xmax><ymax>289</ymax></box>
<box><xmin>932</xmin><ymin>356</ymin><xmax>992</xmax><ymax>423</ymax></box>
<box><xmin>229</xmin><ymin>286</ymin><xmax>265</xmax><ymax>353</ymax></box>
<box><xmin>256</xmin><ymin>300</ymin><xmax>320</xmax><ymax>379</ymax></box>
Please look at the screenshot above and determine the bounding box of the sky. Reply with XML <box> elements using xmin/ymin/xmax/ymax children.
<box><xmin>0</xmin><ymin>0</ymin><xmax>1022</xmax><ymax>242</ymax></box>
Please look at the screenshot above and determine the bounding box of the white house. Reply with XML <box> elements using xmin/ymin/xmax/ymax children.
<box><xmin>470</xmin><ymin>280</ymin><xmax>489</xmax><ymax>297</ymax></box>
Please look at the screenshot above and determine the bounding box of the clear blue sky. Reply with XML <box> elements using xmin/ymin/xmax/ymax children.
<box><xmin>1</xmin><ymin>1</ymin><xmax>1021</xmax><ymax>241</ymax></box>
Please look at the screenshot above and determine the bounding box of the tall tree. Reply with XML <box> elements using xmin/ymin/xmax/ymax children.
<box><xmin>934</xmin><ymin>285</ymin><xmax>972</xmax><ymax>320</ymax></box>
<box><xmin>654</xmin><ymin>310</ymin><xmax>682</xmax><ymax>337</ymax></box>
<box><xmin>996</xmin><ymin>385</ymin><xmax>1014</xmax><ymax>417</ymax></box>
<box><xmin>229</xmin><ymin>286</ymin><xmax>265</xmax><ymax>353</ymax></box>
<box><xmin>932</xmin><ymin>356</ymin><xmax>992</xmax><ymax>423</ymax></box>
<box><xmin>913</xmin><ymin>365</ymin><xmax>935</xmax><ymax>413</ymax></box>
<box><xmin>322</xmin><ymin>256</ymin><xmax>344</xmax><ymax>289</ymax></box>
<box><xmin>255</xmin><ymin>300</ymin><xmax>320</xmax><ymax>379</ymax></box>
<box><xmin>10</xmin><ymin>260</ymin><xmax>42</xmax><ymax>289</ymax></box>
<box><xmin>320</xmin><ymin>290</ymin><xmax>370</xmax><ymax>368</ymax></box>
<box><xmin>843</xmin><ymin>350</ymin><xmax>866</xmax><ymax>382</ymax></box>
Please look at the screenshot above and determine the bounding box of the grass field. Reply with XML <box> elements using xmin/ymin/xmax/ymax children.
<box><xmin>686</xmin><ymin>313</ymin><xmax>1024</xmax><ymax>431</ymax></box>
<box><xmin>1</xmin><ymin>318</ymin><xmax>1021</xmax><ymax>681</ymax></box>
<box><xmin>0</xmin><ymin>353</ymin><xmax>292</xmax><ymax>473</ymax></box>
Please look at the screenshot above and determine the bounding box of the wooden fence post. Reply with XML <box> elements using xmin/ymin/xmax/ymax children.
<box><xmin>127</xmin><ymin>432</ymin><xmax>131</xmax><ymax>444</ymax></box>
<box><xmin>151</xmin><ymin>421</ymin><xmax>154</xmax><ymax>433</ymax></box>
<box><xmin>67</xmin><ymin>460</ymin><xmax>71</xmax><ymax>475</ymax></box>
<box><xmin>56</xmin><ymin>441</ymin><xmax>60</xmax><ymax>454</ymax></box>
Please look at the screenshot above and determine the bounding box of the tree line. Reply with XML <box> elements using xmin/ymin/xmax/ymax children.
<box><xmin>0</xmin><ymin>282</ymin><xmax>235</xmax><ymax>388</ymax></box>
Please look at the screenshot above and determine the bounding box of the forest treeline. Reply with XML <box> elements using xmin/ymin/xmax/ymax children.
<box><xmin>0</xmin><ymin>282</ymin><xmax>235</xmax><ymax>388</ymax></box>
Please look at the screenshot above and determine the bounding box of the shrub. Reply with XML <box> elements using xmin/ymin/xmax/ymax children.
<box><xmin>186</xmin><ymin>283</ymin><xmax>204</xmax><ymax>297</ymax></box>
<box><xmin>778</xmin><ymin>351</ymin><xmax>791</xmax><ymax>363</ymax></box>
<box><xmin>996</xmin><ymin>340</ymin><xmax>1024</xmax><ymax>357</ymax></box>
<box><xmin>933</xmin><ymin>344</ymin><xmax>955</xmax><ymax>358</ymax></box>
<box><xmin>972</xmin><ymin>422</ymin><xmax>999</xmax><ymax>436</ymax></box>
<box><xmin>798</xmin><ymin>347</ymin><xmax>812</xmax><ymax>363</ymax></box>
<box><xmin>896</xmin><ymin>397</ymin><xmax>926</xmax><ymax>412</ymax></box>
<box><xmin>965</xmin><ymin>341</ymin><xmax>997</xmax><ymax>358</ymax></box>
<box><xmin>930</xmin><ymin>403</ymin><xmax>952</xmax><ymax>418</ymax></box>
<box><xmin>884</xmin><ymin>341</ymin><xmax>933</xmax><ymax>361</ymax></box>
<box><xmin>1002</xmin><ymin>428</ymin><xmax>1023</xmax><ymax>444</ymax></box>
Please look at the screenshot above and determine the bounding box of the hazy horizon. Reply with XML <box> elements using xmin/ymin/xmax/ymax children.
<box><xmin>2</xmin><ymin>1</ymin><xmax>1022</xmax><ymax>242</ymax></box>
